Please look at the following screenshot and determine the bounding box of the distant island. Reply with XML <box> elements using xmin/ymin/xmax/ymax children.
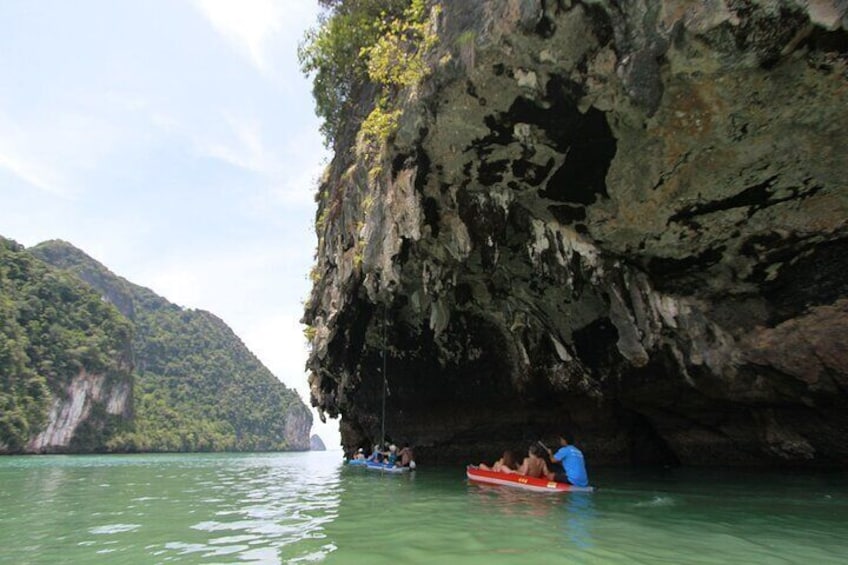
<box><xmin>310</xmin><ymin>434</ymin><xmax>326</xmax><ymax>451</ymax></box>
<box><xmin>0</xmin><ymin>236</ymin><xmax>312</xmax><ymax>454</ymax></box>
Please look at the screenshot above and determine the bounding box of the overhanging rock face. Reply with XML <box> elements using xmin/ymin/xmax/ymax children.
<box><xmin>303</xmin><ymin>0</ymin><xmax>848</xmax><ymax>466</ymax></box>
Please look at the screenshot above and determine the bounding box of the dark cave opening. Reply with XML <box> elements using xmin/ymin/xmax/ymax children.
<box><xmin>539</xmin><ymin>106</ymin><xmax>617</xmax><ymax>205</ymax></box>
<box><xmin>761</xmin><ymin>237</ymin><xmax>848</xmax><ymax>324</ymax></box>
<box><xmin>390</xmin><ymin>313</ymin><xmax>516</xmax><ymax>409</ymax></box>
<box><xmin>549</xmin><ymin>204</ymin><xmax>587</xmax><ymax>224</ymax></box>
<box><xmin>804</xmin><ymin>26</ymin><xmax>848</xmax><ymax>55</ymax></box>
<box><xmin>422</xmin><ymin>196</ymin><xmax>440</xmax><ymax>237</ymax></box>
<box><xmin>615</xmin><ymin>406</ymin><xmax>682</xmax><ymax>466</ymax></box>
<box><xmin>644</xmin><ymin>246</ymin><xmax>727</xmax><ymax>294</ymax></box>
<box><xmin>572</xmin><ymin>317</ymin><xmax>621</xmax><ymax>369</ymax></box>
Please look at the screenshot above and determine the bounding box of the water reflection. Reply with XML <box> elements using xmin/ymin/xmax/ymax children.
<box><xmin>465</xmin><ymin>480</ymin><xmax>597</xmax><ymax>550</ymax></box>
<box><xmin>172</xmin><ymin>452</ymin><xmax>344</xmax><ymax>563</ymax></box>
<box><xmin>563</xmin><ymin>492</ymin><xmax>595</xmax><ymax>549</ymax></box>
<box><xmin>465</xmin><ymin>481</ymin><xmax>563</xmax><ymax>518</ymax></box>
<box><xmin>4</xmin><ymin>457</ymin><xmax>846</xmax><ymax>564</ymax></box>
<box><xmin>0</xmin><ymin>452</ymin><xmax>346</xmax><ymax>564</ymax></box>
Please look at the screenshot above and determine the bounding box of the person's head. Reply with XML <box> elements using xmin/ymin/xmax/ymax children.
<box><xmin>389</xmin><ymin>444</ymin><xmax>397</xmax><ymax>452</ymax></box>
<box><xmin>529</xmin><ymin>444</ymin><xmax>545</xmax><ymax>458</ymax></box>
<box><xmin>558</xmin><ymin>432</ymin><xmax>574</xmax><ymax>446</ymax></box>
<box><xmin>502</xmin><ymin>450</ymin><xmax>516</xmax><ymax>469</ymax></box>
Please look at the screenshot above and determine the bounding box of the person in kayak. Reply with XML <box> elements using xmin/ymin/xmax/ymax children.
<box><xmin>503</xmin><ymin>444</ymin><xmax>554</xmax><ymax>479</ymax></box>
<box><xmin>367</xmin><ymin>444</ymin><xmax>384</xmax><ymax>463</ymax></box>
<box><xmin>398</xmin><ymin>443</ymin><xmax>415</xmax><ymax>467</ymax></box>
<box><xmin>386</xmin><ymin>444</ymin><xmax>397</xmax><ymax>465</ymax></box>
<box><xmin>478</xmin><ymin>450</ymin><xmax>518</xmax><ymax>472</ymax></box>
<box><xmin>546</xmin><ymin>433</ymin><xmax>589</xmax><ymax>487</ymax></box>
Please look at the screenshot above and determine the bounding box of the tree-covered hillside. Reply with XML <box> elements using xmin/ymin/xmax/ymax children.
<box><xmin>121</xmin><ymin>287</ymin><xmax>311</xmax><ymax>452</ymax></box>
<box><xmin>0</xmin><ymin>237</ymin><xmax>133</xmax><ymax>452</ymax></box>
<box><xmin>10</xmin><ymin>239</ymin><xmax>311</xmax><ymax>452</ymax></box>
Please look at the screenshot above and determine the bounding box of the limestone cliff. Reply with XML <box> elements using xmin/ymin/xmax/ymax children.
<box><xmin>303</xmin><ymin>0</ymin><xmax>848</xmax><ymax>466</ymax></box>
<box><xmin>26</xmin><ymin>369</ymin><xmax>133</xmax><ymax>453</ymax></box>
<box><xmin>0</xmin><ymin>237</ymin><xmax>135</xmax><ymax>454</ymax></box>
<box><xmin>31</xmin><ymin>240</ymin><xmax>313</xmax><ymax>453</ymax></box>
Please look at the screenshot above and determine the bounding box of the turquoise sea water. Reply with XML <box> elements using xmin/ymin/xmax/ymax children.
<box><xmin>1</xmin><ymin>451</ymin><xmax>846</xmax><ymax>564</ymax></box>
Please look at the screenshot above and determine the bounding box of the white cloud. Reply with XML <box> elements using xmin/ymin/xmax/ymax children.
<box><xmin>178</xmin><ymin>113</ymin><xmax>326</xmax><ymax>213</ymax></box>
<box><xmin>0</xmin><ymin>112</ymin><xmax>72</xmax><ymax>197</ymax></box>
<box><xmin>249</xmin><ymin>141</ymin><xmax>326</xmax><ymax>213</ymax></box>
<box><xmin>195</xmin><ymin>114</ymin><xmax>276</xmax><ymax>174</ymax></box>
<box><xmin>0</xmin><ymin>106</ymin><xmax>125</xmax><ymax>199</ymax></box>
<box><xmin>0</xmin><ymin>149</ymin><xmax>64</xmax><ymax>196</ymax></box>
<box><xmin>192</xmin><ymin>0</ymin><xmax>285</xmax><ymax>74</ymax></box>
<box><xmin>151</xmin><ymin>109</ymin><xmax>286</xmax><ymax>180</ymax></box>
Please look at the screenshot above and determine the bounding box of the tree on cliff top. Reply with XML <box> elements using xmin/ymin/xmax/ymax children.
<box><xmin>298</xmin><ymin>0</ymin><xmax>424</xmax><ymax>145</ymax></box>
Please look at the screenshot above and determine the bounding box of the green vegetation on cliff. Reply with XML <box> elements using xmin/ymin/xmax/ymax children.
<box><xmin>298</xmin><ymin>0</ymin><xmax>437</xmax><ymax>145</ymax></box>
<box><xmin>118</xmin><ymin>291</ymin><xmax>308</xmax><ymax>452</ymax></box>
<box><xmin>31</xmin><ymin>240</ymin><xmax>311</xmax><ymax>453</ymax></box>
<box><xmin>0</xmin><ymin>237</ymin><xmax>132</xmax><ymax>451</ymax></box>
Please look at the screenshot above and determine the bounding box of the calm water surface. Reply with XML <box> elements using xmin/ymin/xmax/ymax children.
<box><xmin>1</xmin><ymin>451</ymin><xmax>846</xmax><ymax>563</ymax></box>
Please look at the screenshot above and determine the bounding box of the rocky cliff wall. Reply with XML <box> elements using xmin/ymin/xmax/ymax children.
<box><xmin>304</xmin><ymin>0</ymin><xmax>848</xmax><ymax>466</ymax></box>
<box><xmin>26</xmin><ymin>369</ymin><xmax>133</xmax><ymax>453</ymax></box>
<box><xmin>285</xmin><ymin>402</ymin><xmax>315</xmax><ymax>451</ymax></box>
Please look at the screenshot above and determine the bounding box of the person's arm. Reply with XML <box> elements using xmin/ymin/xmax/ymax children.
<box><xmin>515</xmin><ymin>458</ymin><xmax>529</xmax><ymax>476</ymax></box>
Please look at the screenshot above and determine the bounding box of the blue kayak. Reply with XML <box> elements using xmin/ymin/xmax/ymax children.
<box><xmin>365</xmin><ymin>461</ymin><xmax>412</xmax><ymax>473</ymax></box>
<box><xmin>346</xmin><ymin>458</ymin><xmax>368</xmax><ymax>466</ymax></box>
<box><xmin>347</xmin><ymin>458</ymin><xmax>416</xmax><ymax>472</ymax></box>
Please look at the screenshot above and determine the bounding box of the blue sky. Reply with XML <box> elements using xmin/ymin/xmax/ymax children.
<box><xmin>0</xmin><ymin>0</ymin><xmax>341</xmax><ymax>447</ymax></box>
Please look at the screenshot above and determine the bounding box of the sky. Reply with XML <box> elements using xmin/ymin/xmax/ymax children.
<box><xmin>0</xmin><ymin>0</ymin><xmax>342</xmax><ymax>448</ymax></box>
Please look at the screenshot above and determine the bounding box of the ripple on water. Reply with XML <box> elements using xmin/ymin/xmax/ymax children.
<box><xmin>634</xmin><ymin>495</ymin><xmax>677</xmax><ymax>508</ymax></box>
<box><xmin>88</xmin><ymin>524</ymin><xmax>141</xmax><ymax>535</ymax></box>
<box><xmin>4</xmin><ymin>454</ymin><xmax>847</xmax><ymax>564</ymax></box>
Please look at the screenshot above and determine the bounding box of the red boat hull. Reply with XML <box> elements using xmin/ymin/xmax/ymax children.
<box><xmin>466</xmin><ymin>465</ymin><xmax>593</xmax><ymax>493</ymax></box>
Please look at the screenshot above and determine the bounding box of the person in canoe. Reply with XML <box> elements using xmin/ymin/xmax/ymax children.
<box><xmin>478</xmin><ymin>450</ymin><xmax>518</xmax><ymax>473</ymax></box>
<box><xmin>367</xmin><ymin>444</ymin><xmax>384</xmax><ymax>463</ymax></box>
<box><xmin>386</xmin><ymin>444</ymin><xmax>399</xmax><ymax>465</ymax></box>
<box><xmin>545</xmin><ymin>432</ymin><xmax>589</xmax><ymax>487</ymax></box>
<box><xmin>398</xmin><ymin>442</ymin><xmax>416</xmax><ymax>468</ymax></box>
<box><xmin>503</xmin><ymin>444</ymin><xmax>554</xmax><ymax>479</ymax></box>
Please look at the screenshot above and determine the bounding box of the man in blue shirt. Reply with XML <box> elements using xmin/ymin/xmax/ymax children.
<box><xmin>546</xmin><ymin>433</ymin><xmax>589</xmax><ymax>487</ymax></box>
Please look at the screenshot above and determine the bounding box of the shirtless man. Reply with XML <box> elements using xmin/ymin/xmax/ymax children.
<box><xmin>503</xmin><ymin>444</ymin><xmax>553</xmax><ymax>479</ymax></box>
<box><xmin>398</xmin><ymin>443</ymin><xmax>415</xmax><ymax>467</ymax></box>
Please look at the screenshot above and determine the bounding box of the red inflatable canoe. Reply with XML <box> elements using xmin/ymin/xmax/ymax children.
<box><xmin>466</xmin><ymin>465</ymin><xmax>594</xmax><ymax>493</ymax></box>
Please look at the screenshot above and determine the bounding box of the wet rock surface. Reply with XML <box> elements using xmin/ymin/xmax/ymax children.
<box><xmin>304</xmin><ymin>0</ymin><xmax>848</xmax><ymax>466</ymax></box>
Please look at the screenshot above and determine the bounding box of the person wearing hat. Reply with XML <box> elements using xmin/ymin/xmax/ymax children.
<box><xmin>353</xmin><ymin>447</ymin><xmax>365</xmax><ymax>460</ymax></box>
<box><xmin>386</xmin><ymin>444</ymin><xmax>398</xmax><ymax>466</ymax></box>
